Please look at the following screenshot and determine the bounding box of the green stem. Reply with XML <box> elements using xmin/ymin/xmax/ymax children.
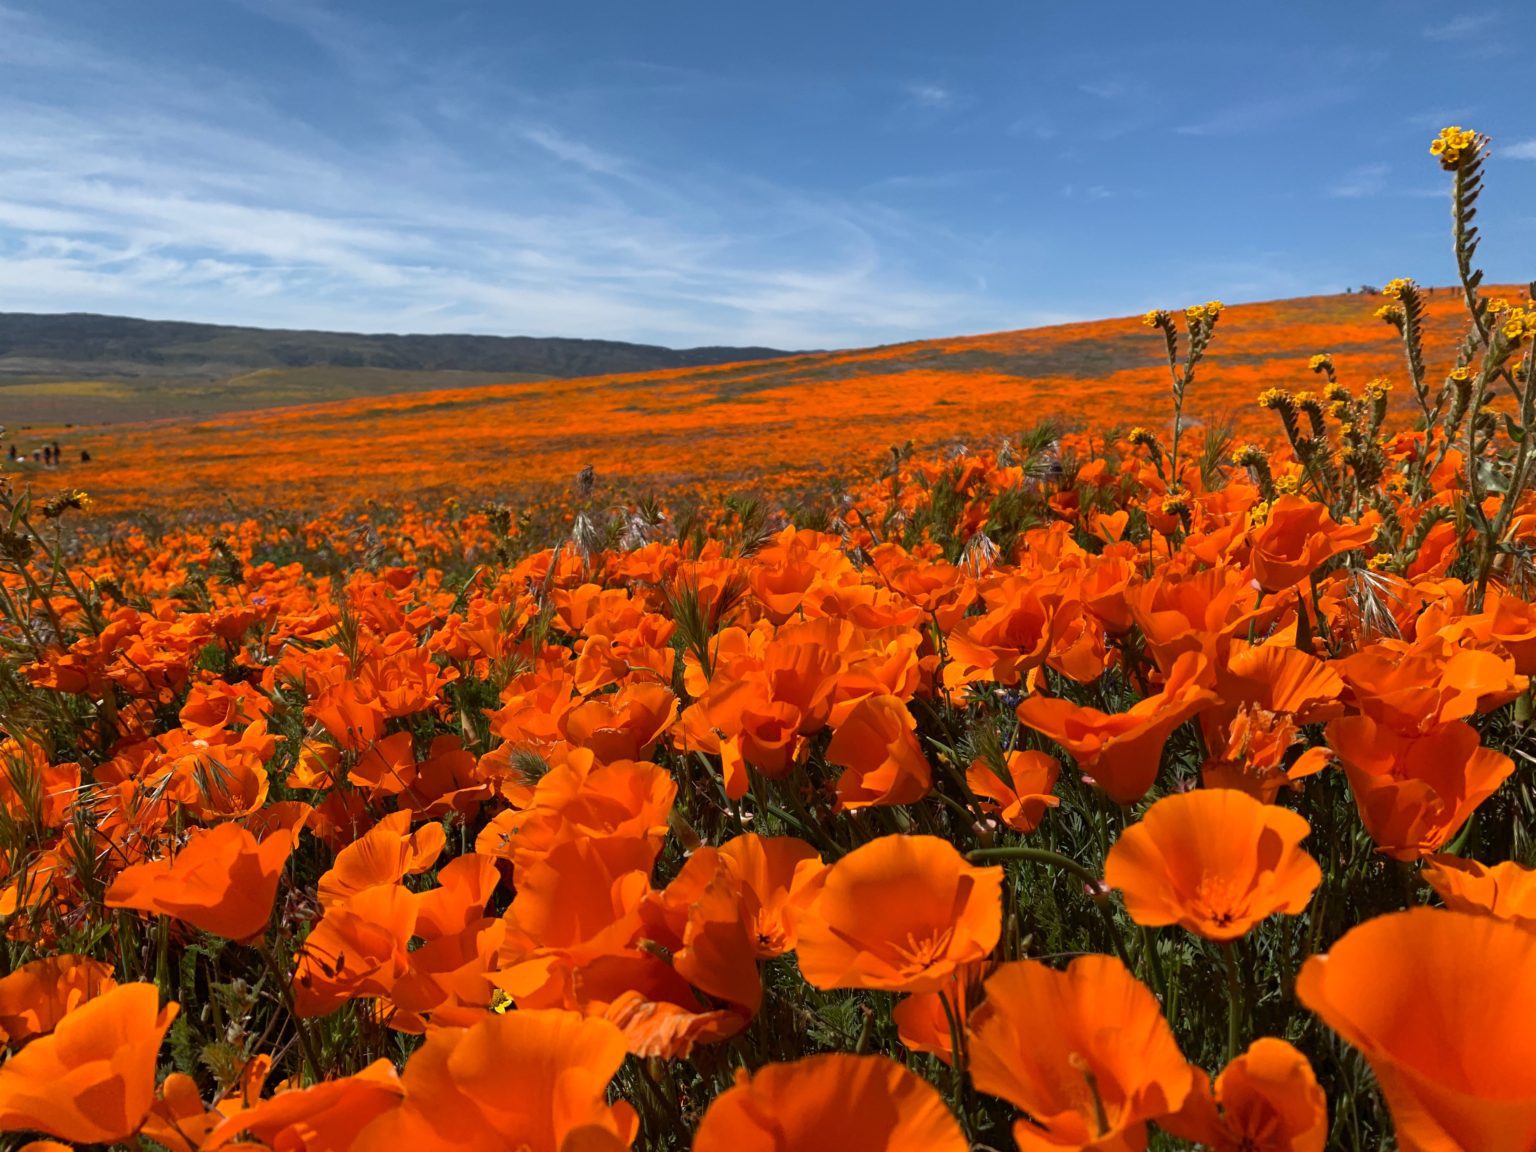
<box><xmin>1220</xmin><ymin>941</ymin><xmax>1244</xmax><ymax>1065</ymax></box>
<box><xmin>258</xmin><ymin>939</ymin><xmax>322</xmax><ymax>1084</ymax></box>
<box><xmin>968</xmin><ymin>845</ymin><xmax>1133</xmax><ymax>969</ymax></box>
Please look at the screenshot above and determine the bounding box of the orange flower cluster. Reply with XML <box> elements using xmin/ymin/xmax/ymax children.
<box><xmin>3</xmin><ymin>228</ymin><xmax>1535</xmax><ymax>1146</ymax></box>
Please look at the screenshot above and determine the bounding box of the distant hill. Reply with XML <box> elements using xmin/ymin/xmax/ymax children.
<box><xmin>0</xmin><ymin>312</ymin><xmax>796</xmax><ymax>425</ymax></box>
<box><xmin>45</xmin><ymin>287</ymin><xmax>1519</xmax><ymax>517</ymax></box>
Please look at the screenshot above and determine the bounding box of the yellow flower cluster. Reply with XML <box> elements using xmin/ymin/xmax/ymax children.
<box><xmin>1367</xmin><ymin>552</ymin><xmax>1396</xmax><ymax>572</ymax></box>
<box><xmin>1309</xmin><ymin>353</ymin><xmax>1333</xmax><ymax>373</ymax></box>
<box><xmin>1375</xmin><ymin>304</ymin><xmax>1405</xmax><ymax>324</ymax></box>
<box><xmin>1160</xmin><ymin>492</ymin><xmax>1191</xmax><ymax>516</ymax></box>
<box><xmin>1142</xmin><ymin>309</ymin><xmax>1170</xmax><ymax>328</ymax></box>
<box><xmin>1430</xmin><ymin>126</ymin><xmax>1481</xmax><ymax>170</ymax></box>
<box><xmin>1232</xmin><ymin>444</ymin><xmax>1268</xmax><ymax>467</ymax></box>
<box><xmin>1382</xmin><ymin>278</ymin><xmax>1415</xmax><ymax>300</ymax></box>
<box><xmin>1501</xmin><ymin>307</ymin><xmax>1536</xmax><ymax>343</ymax></box>
<box><xmin>1258</xmin><ymin>387</ymin><xmax>1291</xmax><ymax>410</ymax></box>
<box><xmin>1274</xmin><ymin>474</ymin><xmax>1301</xmax><ymax>495</ymax></box>
<box><xmin>1364</xmin><ymin>378</ymin><xmax>1392</xmax><ymax>399</ymax></box>
<box><xmin>1185</xmin><ymin>301</ymin><xmax>1224</xmax><ymax>324</ymax></box>
<box><xmin>1448</xmin><ymin>366</ymin><xmax>1473</xmax><ymax>383</ymax></box>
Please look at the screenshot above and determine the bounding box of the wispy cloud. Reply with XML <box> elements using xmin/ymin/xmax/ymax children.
<box><xmin>1329</xmin><ymin>163</ymin><xmax>1390</xmax><ymax>199</ymax></box>
<box><xmin>1175</xmin><ymin>88</ymin><xmax>1355</xmax><ymax>137</ymax></box>
<box><xmin>1078</xmin><ymin>80</ymin><xmax>1125</xmax><ymax>100</ymax></box>
<box><xmin>1507</xmin><ymin>139</ymin><xmax>1536</xmax><ymax>160</ymax></box>
<box><xmin>904</xmin><ymin>82</ymin><xmax>953</xmax><ymax>110</ymax></box>
<box><xmin>0</xmin><ymin>7</ymin><xmax>1019</xmax><ymax>348</ymax></box>
<box><xmin>1423</xmin><ymin>13</ymin><xmax>1498</xmax><ymax>41</ymax></box>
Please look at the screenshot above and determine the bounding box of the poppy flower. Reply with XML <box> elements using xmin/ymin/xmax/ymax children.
<box><xmin>474</xmin><ymin>750</ymin><xmax>675</xmax><ymax>879</ymax></box>
<box><xmin>891</xmin><ymin>963</ymin><xmax>987</xmax><ymax>1066</ymax></box>
<box><xmin>1297</xmin><ymin>907</ymin><xmax>1536</xmax><ymax>1152</ymax></box>
<box><xmin>1162</xmin><ymin>1038</ymin><xmax>1327</xmax><ymax>1152</ymax></box>
<box><xmin>693</xmin><ymin>1053</ymin><xmax>968</xmax><ymax>1152</ymax></box>
<box><xmin>351</xmin><ymin>1008</ymin><xmax>638</xmax><ymax>1152</ymax></box>
<box><xmin>0</xmin><ymin>955</ymin><xmax>116</xmax><ymax>1047</ymax></box>
<box><xmin>204</xmin><ymin>1059</ymin><xmax>404</xmax><ymax>1152</ymax></box>
<box><xmin>0</xmin><ymin>983</ymin><xmax>178</xmax><ymax>1145</ymax></box>
<box><xmin>105</xmin><ymin>822</ymin><xmax>295</xmax><ymax>942</ymax></box>
<box><xmin>969</xmin><ymin>955</ymin><xmax>1193</xmax><ymax>1151</ymax></box>
<box><xmin>716</xmin><ymin>832</ymin><xmax>827</xmax><ymax>957</ymax></box>
<box><xmin>1248</xmin><ymin>495</ymin><xmax>1374</xmax><ymax>592</ymax></box>
<box><xmin>559</xmin><ymin>682</ymin><xmax>677</xmax><ymax>763</ymax></box>
<box><xmin>1335</xmin><ymin>633</ymin><xmax>1526</xmax><ymax>735</ymax></box>
<box><xmin>796</xmin><ymin>834</ymin><xmax>1002</xmax><ymax>994</ymax></box>
<box><xmin>1017</xmin><ymin>651</ymin><xmax>1218</xmax><ymax>804</ymax></box>
<box><xmin>294</xmin><ymin>883</ymin><xmax>420</xmax><ymax>1018</ymax></box>
<box><xmin>317</xmin><ymin>809</ymin><xmax>446</xmax><ymax>909</ymax></box>
<box><xmin>967</xmin><ymin>749</ymin><xmax>1061</xmax><ymax>834</ymax></box>
<box><xmin>643</xmin><ymin>849</ymin><xmax>764</xmax><ymax>1021</ymax></box>
<box><xmin>1104</xmin><ymin>789</ymin><xmax>1321</xmax><ymax>941</ymax></box>
<box><xmin>1326</xmin><ymin>716</ymin><xmax>1513</xmax><ymax>860</ymax></box>
<box><xmin>825</xmin><ymin>693</ymin><xmax>933</xmax><ymax>810</ymax></box>
<box><xmin>1421</xmin><ymin>854</ymin><xmax>1536</xmax><ymax>926</ymax></box>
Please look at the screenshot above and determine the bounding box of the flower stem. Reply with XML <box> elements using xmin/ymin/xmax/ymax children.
<box><xmin>1220</xmin><ymin>941</ymin><xmax>1244</xmax><ymax>1065</ymax></box>
<box><xmin>968</xmin><ymin>845</ymin><xmax>1133</xmax><ymax>970</ymax></box>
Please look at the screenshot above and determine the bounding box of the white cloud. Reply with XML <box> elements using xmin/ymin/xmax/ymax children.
<box><xmin>1329</xmin><ymin>163</ymin><xmax>1390</xmax><ymax>199</ymax></box>
<box><xmin>904</xmin><ymin>82</ymin><xmax>953</xmax><ymax>109</ymax></box>
<box><xmin>1507</xmin><ymin>139</ymin><xmax>1536</xmax><ymax>160</ymax></box>
<box><xmin>1078</xmin><ymin>80</ymin><xmax>1125</xmax><ymax>100</ymax></box>
<box><xmin>1423</xmin><ymin>13</ymin><xmax>1498</xmax><ymax>41</ymax></box>
<box><xmin>0</xmin><ymin>8</ymin><xmax>1019</xmax><ymax>349</ymax></box>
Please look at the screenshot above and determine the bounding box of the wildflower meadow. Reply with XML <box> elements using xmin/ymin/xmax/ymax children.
<box><xmin>2</xmin><ymin>129</ymin><xmax>1535</xmax><ymax>1152</ymax></box>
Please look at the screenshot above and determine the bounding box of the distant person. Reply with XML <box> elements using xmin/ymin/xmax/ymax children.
<box><xmin>80</xmin><ymin>449</ymin><xmax>92</xmax><ymax>463</ymax></box>
<box><xmin>31</xmin><ymin>450</ymin><xmax>40</xmax><ymax>463</ymax></box>
<box><xmin>51</xmin><ymin>440</ymin><xmax>59</xmax><ymax>457</ymax></box>
<box><xmin>6</xmin><ymin>446</ymin><xmax>14</xmax><ymax>461</ymax></box>
<box><xmin>42</xmin><ymin>446</ymin><xmax>52</xmax><ymax>466</ymax></box>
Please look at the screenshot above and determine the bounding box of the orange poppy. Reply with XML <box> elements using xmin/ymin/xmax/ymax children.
<box><xmin>203</xmin><ymin>1058</ymin><xmax>404</xmax><ymax>1151</ymax></box>
<box><xmin>1200</xmin><ymin>706</ymin><xmax>1331</xmax><ymax>803</ymax></box>
<box><xmin>1247</xmin><ymin>495</ymin><xmax>1374</xmax><ymax>592</ymax></box>
<box><xmin>0</xmin><ymin>955</ymin><xmax>116</xmax><ymax>1048</ymax></box>
<box><xmin>716</xmin><ymin>832</ymin><xmax>827</xmax><ymax>957</ymax></box>
<box><xmin>1297</xmin><ymin>907</ymin><xmax>1536</xmax><ymax>1152</ymax></box>
<box><xmin>1421</xmin><ymin>854</ymin><xmax>1536</xmax><ymax>927</ymax></box>
<box><xmin>1104</xmin><ymin>789</ymin><xmax>1321</xmax><ymax>941</ymax></box>
<box><xmin>1162</xmin><ymin>1038</ymin><xmax>1327</xmax><ymax>1152</ymax></box>
<box><xmin>559</xmin><ymin>682</ymin><xmax>677</xmax><ymax>763</ymax></box>
<box><xmin>317</xmin><ymin>809</ymin><xmax>446</xmax><ymax>909</ymax></box>
<box><xmin>966</xmin><ymin>749</ymin><xmax>1061</xmax><ymax>834</ymax></box>
<box><xmin>796</xmin><ymin>835</ymin><xmax>1002</xmax><ymax>994</ymax></box>
<box><xmin>693</xmin><ymin>1053</ymin><xmax>967</xmax><ymax>1152</ymax></box>
<box><xmin>1016</xmin><ymin>651</ymin><xmax>1218</xmax><ymax>804</ymax></box>
<box><xmin>824</xmin><ymin>693</ymin><xmax>933</xmax><ymax>810</ymax></box>
<box><xmin>473</xmin><ymin>750</ymin><xmax>675</xmax><ymax>879</ymax></box>
<box><xmin>294</xmin><ymin>882</ymin><xmax>420</xmax><ymax>1018</ymax></box>
<box><xmin>1335</xmin><ymin>633</ymin><xmax>1527</xmax><ymax>735</ymax></box>
<box><xmin>351</xmin><ymin>1009</ymin><xmax>638</xmax><ymax>1152</ymax></box>
<box><xmin>105</xmin><ymin>822</ymin><xmax>295</xmax><ymax>942</ymax></box>
<box><xmin>1326</xmin><ymin>716</ymin><xmax>1513</xmax><ymax>860</ymax></box>
<box><xmin>969</xmin><ymin>955</ymin><xmax>1193</xmax><ymax>1152</ymax></box>
<box><xmin>645</xmin><ymin>849</ymin><xmax>764</xmax><ymax>1021</ymax></box>
<box><xmin>891</xmin><ymin>963</ymin><xmax>987</xmax><ymax>1066</ymax></box>
<box><xmin>0</xmin><ymin>983</ymin><xmax>178</xmax><ymax>1145</ymax></box>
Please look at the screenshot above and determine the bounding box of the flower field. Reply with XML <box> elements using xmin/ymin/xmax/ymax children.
<box><xmin>17</xmin><ymin>270</ymin><xmax>1504</xmax><ymax>523</ymax></box>
<box><xmin>1</xmin><ymin>129</ymin><xmax>1534</xmax><ymax>1151</ymax></box>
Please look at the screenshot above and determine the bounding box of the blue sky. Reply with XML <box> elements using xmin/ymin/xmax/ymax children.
<box><xmin>0</xmin><ymin>1</ymin><xmax>1531</xmax><ymax>349</ymax></box>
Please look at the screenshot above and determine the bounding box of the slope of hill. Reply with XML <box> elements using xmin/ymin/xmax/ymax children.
<box><xmin>0</xmin><ymin>312</ymin><xmax>794</xmax><ymax>424</ymax></box>
<box><xmin>13</xmin><ymin>288</ymin><xmax>1501</xmax><ymax>517</ymax></box>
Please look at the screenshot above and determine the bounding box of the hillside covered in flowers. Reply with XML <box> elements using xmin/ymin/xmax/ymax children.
<box><xmin>1</xmin><ymin>128</ymin><xmax>1534</xmax><ymax>1152</ymax></box>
